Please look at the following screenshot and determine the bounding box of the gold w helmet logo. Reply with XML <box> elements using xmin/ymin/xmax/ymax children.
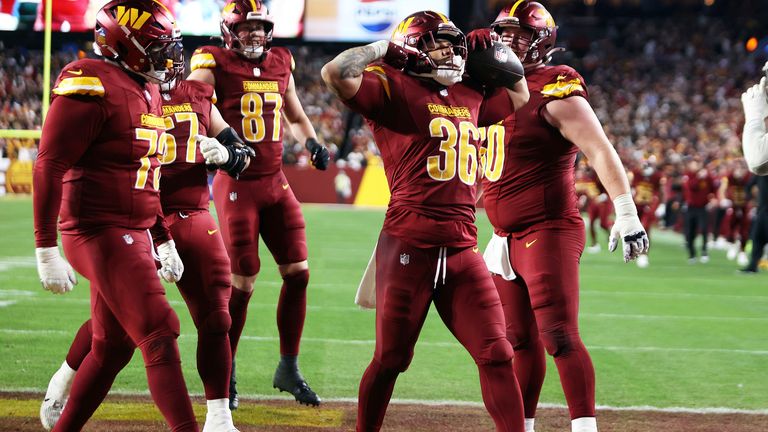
<box><xmin>116</xmin><ymin>5</ymin><xmax>152</xmax><ymax>30</ymax></box>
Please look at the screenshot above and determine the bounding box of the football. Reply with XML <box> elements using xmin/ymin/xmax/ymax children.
<box><xmin>465</xmin><ymin>41</ymin><xmax>524</xmax><ymax>88</ymax></box>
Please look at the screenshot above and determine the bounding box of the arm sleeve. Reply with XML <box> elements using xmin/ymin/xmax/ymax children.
<box><xmin>33</xmin><ymin>96</ymin><xmax>105</xmax><ymax>247</ymax></box>
<box><xmin>742</xmin><ymin>118</ymin><xmax>768</xmax><ymax>175</ymax></box>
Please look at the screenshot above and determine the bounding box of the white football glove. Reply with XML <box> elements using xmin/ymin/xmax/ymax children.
<box><xmin>196</xmin><ymin>134</ymin><xmax>229</xmax><ymax>166</ymax></box>
<box><xmin>741</xmin><ymin>77</ymin><xmax>768</xmax><ymax>123</ymax></box>
<box><xmin>157</xmin><ymin>240</ymin><xmax>184</xmax><ymax>283</ymax></box>
<box><xmin>608</xmin><ymin>193</ymin><xmax>650</xmax><ymax>263</ymax></box>
<box><xmin>35</xmin><ymin>247</ymin><xmax>77</xmax><ymax>294</ymax></box>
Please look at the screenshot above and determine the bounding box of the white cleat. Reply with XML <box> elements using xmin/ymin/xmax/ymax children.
<box><xmin>737</xmin><ymin>252</ymin><xmax>749</xmax><ymax>267</ymax></box>
<box><xmin>726</xmin><ymin>245</ymin><xmax>738</xmax><ymax>261</ymax></box>
<box><xmin>700</xmin><ymin>254</ymin><xmax>710</xmax><ymax>264</ymax></box>
<box><xmin>636</xmin><ymin>254</ymin><xmax>649</xmax><ymax>268</ymax></box>
<box><xmin>40</xmin><ymin>361</ymin><xmax>76</xmax><ymax>431</ymax></box>
<box><xmin>586</xmin><ymin>244</ymin><xmax>601</xmax><ymax>254</ymax></box>
<box><xmin>203</xmin><ymin>399</ymin><xmax>239</xmax><ymax>432</ymax></box>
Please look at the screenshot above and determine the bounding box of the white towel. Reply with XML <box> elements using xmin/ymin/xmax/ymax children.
<box><xmin>355</xmin><ymin>242</ymin><xmax>377</xmax><ymax>309</ymax></box>
<box><xmin>483</xmin><ymin>233</ymin><xmax>516</xmax><ymax>281</ymax></box>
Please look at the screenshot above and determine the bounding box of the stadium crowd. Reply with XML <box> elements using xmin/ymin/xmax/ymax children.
<box><xmin>1</xmin><ymin>14</ymin><xmax>766</xmax><ymax>261</ymax></box>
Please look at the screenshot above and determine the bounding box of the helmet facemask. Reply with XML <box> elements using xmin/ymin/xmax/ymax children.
<box><xmin>408</xmin><ymin>27</ymin><xmax>467</xmax><ymax>86</ymax></box>
<box><xmin>224</xmin><ymin>18</ymin><xmax>273</xmax><ymax>59</ymax></box>
<box><xmin>494</xmin><ymin>22</ymin><xmax>550</xmax><ymax>67</ymax></box>
<box><xmin>145</xmin><ymin>40</ymin><xmax>184</xmax><ymax>84</ymax></box>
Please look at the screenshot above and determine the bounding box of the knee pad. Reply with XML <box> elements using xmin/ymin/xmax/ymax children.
<box><xmin>376</xmin><ymin>348</ymin><xmax>415</xmax><ymax>373</ymax></box>
<box><xmin>475</xmin><ymin>337</ymin><xmax>514</xmax><ymax>365</ymax></box>
<box><xmin>283</xmin><ymin>269</ymin><xmax>309</xmax><ymax>290</ymax></box>
<box><xmin>540</xmin><ymin>327</ymin><xmax>575</xmax><ymax>357</ymax></box>
<box><xmin>198</xmin><ymin>310</ymin><xmax>232</xmax><ymax>335</ymax></box>
<box><xmin>92</xmin><ymin>337</ymin><xmax>134</xmax><ymax>371</ymax></box>
<box><xmin>137</xmin><ymin>309</ymin><xmax>182</xmax><ymax>366</ymax></box>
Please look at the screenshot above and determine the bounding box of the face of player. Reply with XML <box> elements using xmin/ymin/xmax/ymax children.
<box><xmin>426</xmin><ymin>40</ymin><xmax>456</xmax><ymax>66</ymax></box>
<box><xmin>235</xmin><ymin>21</ymin><xmax>267</xmax><ymax>57</ymax></box>
<box><xmin>498</xmin><ymin>26</ymin><xmax>535</xmax><ymax>62</ymax></box>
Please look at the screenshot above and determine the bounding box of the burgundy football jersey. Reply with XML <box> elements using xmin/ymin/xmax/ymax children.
<box><xmin>725</xmin><ymin>173</ymin><xmax>751</xmax><ymax>207</ymax></box>
<box><xmin>683</xmin><ymin>172</ymin><xmax>716</xmax><ymax>207</ymax></box>
<box><xmin>344</xmin><ymin>63</ymin><xmax>512</xmax><ymax>248</ymax></box>
<box><xmin>159</xmin><ymin>80</ymin><xmax>214</xmax><ymax>214</ymax></box>
<box><xmin>482</xmin><ymin>65</ymin><xmax>588</xmax><ymax>233</ymax></box>
<box><xmin>632</xmin><ymin>170</ymin><xmax>663</xmax><ymax>206</ymax></box>
<box><xmin>36</xmin><ymin>59</ymin><xmax>166</xmax><ymax>242</ymax></box>
<box><xmin>574</xmin><ymin>170</ymin><xmax>603</xmax><ymax>200</ymax></box>
<box><xmin>190</xmin><ymin>46</ymin><xmax>294</xmax><ymax>179</ymax></box>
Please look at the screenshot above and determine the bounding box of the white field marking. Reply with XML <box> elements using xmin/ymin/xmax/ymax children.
<box><xmin>0</xmin><ymin>257</ymin><xmax>36</xmax><ymax>272</ymax></box>
<box><xmin>7</xmin><ymin>296</ymin><xmax>767</xmax><ymax>321</ymax></box>
<box><xmin>1</xmin><ymin>388</ymin><xmax>766</xmax><ymax>415</ymax></box>
<box><xmin>0</xmin><ymin>300</ymin><xmax>16</xmax><ymax>307</ymax></box>
<box><xmin>2</xmin><ymin>328</ymin><xmax>766</xmax><ymax>355</ymax></box>
<box><xmin>582</xmin><ymin>290</ymin><xmax>768</xmax><ymax>301</ymax></box>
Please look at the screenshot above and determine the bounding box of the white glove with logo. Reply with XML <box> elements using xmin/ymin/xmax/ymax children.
<box><xmin>157</xmin><ymin>240</ymin><xmax>184</xmax><ymax>283</ymax></box>
<box><xmin>35</xmin><ymin>247</ymin><xmax>77</xmax><ymax>294</ymax></box>
<box><xmin>742</xmin><ymin>77</ymin><xmax>768</xmax><ymax>123</ymax></box>
<box><xmin>196</xmin><ymin>134</ymin><xmax>229</xmax><ymax>166</ymax></box>
<box><xmin>608</xmin><ymin>193</ymin><xmax>650</xmax><ymax>263</ymax></box>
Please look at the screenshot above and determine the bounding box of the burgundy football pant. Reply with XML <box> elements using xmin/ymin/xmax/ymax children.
<box><xmin>58</xmin><ymin>228</ymin><xmax>197</xmax><ymax>432</ymax></box>
<box><xmin>493</xmin><ymin>222</ymin><xmax>595</xmax><ymax>420</ymax></box>
<box><xmin>357</xmin><ymin>232</ymin><xmax>524</xmax><ymax>432</ymax></box>
<box><xmin>60</xmin><ymin>211</ymin><xmax>233</xmax><ymax>401</ymax></box>
<box><xmin>213</xmin><ymin>172</ymin><xmax>308</xmax><ymax>357</ymax></box>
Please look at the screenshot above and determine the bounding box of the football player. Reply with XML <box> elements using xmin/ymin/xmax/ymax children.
<box><xmin>187</xmin><ymin>0</ymin><xmax>328</xmax><ymax>408</ymax></box>
<box><xmin>33</xmin><ymin>1</ymin><xmax>197</xmax><ymax>431</ymax></box>
<box><xmin>630</xmin><ymin>159</ymin><xmax>665</xmax><ymax>267</ymax></box>
<box><xmin>739</xmin><ymin>69</ymin><xmax>768</xmax><ymax>274</ymax></box>
<box><xmin>719</xmin><ymin>162</ymin><xmax>752</xmax><ymax>266</ymax></box>
<box><xmin>474</xmin><ymin>2</ymin><xmax>648</xmax><ymax>432</ymax></box>
<box><xmin>682</xmin><ymin>159</ymin><xmax>717</xmax><ymax>263</ymax></box>
<box><xmin>39</xmin><ymin>65</ymin><xmax>255</xmax><ymax>431</ymax></box>
<box><xmin>322</xmin><ymin>10</ymin><xmax>530</xmax><ymax>432</ymax></box>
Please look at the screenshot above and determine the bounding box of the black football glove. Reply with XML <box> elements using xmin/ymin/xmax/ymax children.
<box><xmin>306</xmin><ymin>138</ymin><xmax>330</xmax><ymax>170</ymax></box>
<box><xmin>211</xmin><ymin>127</ymin><xmax>255</xmax><ymax>179</ymax></box>
<box><xmin>383</xmin><ymin>42</ymin><xmax>408</xmax><ymax>70</ymax></box>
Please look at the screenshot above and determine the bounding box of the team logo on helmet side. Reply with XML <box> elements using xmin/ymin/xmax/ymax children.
<box><xmin>93</xmin><ymin>0</ymin><xmax>183</xmax><ymax>84</ymax></box>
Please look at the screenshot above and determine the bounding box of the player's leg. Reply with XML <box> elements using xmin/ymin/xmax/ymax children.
<box><xmin>171</xmin><ymin>211</ymin><xmax>237</xmax><ymax>430</ymax></box>
<box><xmin>213</xmin><ymin>173</ymin><xmax>262</xmax><ymax>409</ymax></box>
<box><xmin>260</xmin><ymin>174</ymin><xmax>318</xmax><ymax>405</ymax></box>
<box><xmin>357</xmin><ymin>232</ymin><xmax>434</xmax><ymax>432</ymax></box>
<box><xmin>586</xmin><ymin>203</ymin><xmax>600</xmax><ymax>252</ymax></box>
<box><xmin>435</xmin><ymin>247</ymin><xmax>524</xmax><ymax>432</ymax></box>
<box><xmin>70</xmin><ymin>229</ymin><xmax>197</xmax><ymax>431</ymax></box>
<box><xmin>744</xmin><ymin>210</ymin><xmax>768</xmax><ymax>272</ymax></box>
<box><xmin>684</xmin><ymin>208</ymin><xmax>698</xmax><ymax>260</ymax></box>
<box><xmin>40</xmin><ymin>319</ymin><xmax>92</xmax><ymax>430</ymax></box>
<box><xmin>493</xmin><ymin>271</ymin><xmax>545</xmax><ymax>431</ymax></box>
<box><xmin>514</xmin><ymin>226</ymin><xmax>597</xmax><ymax>432</ymax></box>
<box><xmin>698</xmin><ymin>208</ymin><xmax>710</xmax><ymax>261</ymax></box>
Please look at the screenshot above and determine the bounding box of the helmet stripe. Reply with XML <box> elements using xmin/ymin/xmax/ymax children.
<box><xmin>249</xmin><ymin>0</ymin><xmax>258</xmax><ymax>12</ymax></box>
<box><xmin>435</xmin><ymin>12</ymin><xmax>448</xmax><ymax>23</ymax></box>
<box><xmin>152</xmin><ymin>0</ymin><xmax>173</xmax><ymax>18</ymax></box>
<box><xmin>509</xmin><ymin>0</ymin><xmax>526</xmax><ymax>17</ymax></box>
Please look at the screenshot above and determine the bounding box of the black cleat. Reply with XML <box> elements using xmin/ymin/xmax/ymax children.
<box><xmin>229</xmin><ymin>359</ymin><xmax>239</xmax><ymax>411</ymax></box>
<box><xmin>273</xmin><ymin>363</ymin><xmax>321</xmax><ymax>406</ymax></box>
<box><xmin>738</xmin><ymin>267</ymin><xmax>758</xmax><ymax>274</ymax></box>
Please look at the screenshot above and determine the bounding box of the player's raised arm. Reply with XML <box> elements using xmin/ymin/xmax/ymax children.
<box><xmin>741</xmin><ymin>76</ymin><xmax>768</xmax><ymax>175</ymax></box>
<box><xmin>466</xmin><ymin>28</ymin><xmax>529</xmax><ymax>112</ymax></box>
<box><xmin>321</xmin><ymin>40</ymin><xmax>405</xmax><ymax>99</ymax></box>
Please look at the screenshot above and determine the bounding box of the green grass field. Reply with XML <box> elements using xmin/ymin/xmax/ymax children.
<box><xmin>1</xmin><ymin>196</ymin><xmax>766</xmax><ymax>412</ymax></box>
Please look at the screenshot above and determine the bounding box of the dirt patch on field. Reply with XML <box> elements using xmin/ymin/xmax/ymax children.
<box><xmin>1</xmin><ymin>392</ymin><xmax>767</xmax><ymax>431</ymax></box>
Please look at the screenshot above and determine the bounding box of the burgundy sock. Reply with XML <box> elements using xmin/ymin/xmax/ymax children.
<box><xmin>356</xmin><ymin>359</ymin><xmax>399</xmax><ymax>432</ymax></box>
<box><xmin>65</xmin><ymin>319</ymin><xmax>93</xmax><ymax>370</ymax></box>
<box><xmin>277</xmin><ymin>270</ymin><xmax>308</xmax><ymax>356</ymax></box>
<box><xmin>228</xmin><ymin>288</ymin><xmax>253</xmax><ymax>355</ymax></box>
<box><xmin>478</xmin><ymin>360</ymin><xmax>526</xmax><ymax>432</ymax></box>
<box><xmin>513</xmin><ymin>336</ymin><xmax>547</xmax><ymax>418</ymax></box>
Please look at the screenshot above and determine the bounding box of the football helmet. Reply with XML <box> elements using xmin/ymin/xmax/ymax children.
<box><xmin>491</xmin><ymin>1</ymin><xmax>558</xmax><ymax>67</ymax></box>
<box><xmin>220</xmin><ymin>0</ymin><xmax>274</xmax><ymax>59</ymax></box>
<box><xmin>93</xmin><ymin>0</ymin><xmax>182</xmax><ymax>84</ymax></box>
<box><xmin>390</xmin><ymin>10</ymin><xmax>466</xmax><ymax>86</ymax></box>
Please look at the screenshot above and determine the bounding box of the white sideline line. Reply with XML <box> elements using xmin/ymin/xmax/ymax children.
<box><xmin>582</xmin><ymin>290</ymin><xmax>768</xmax><ymax>301</ymax></box>
<box><xmin>2</xmin><ymin>388</ymin><xmax>766</xmax><ymax>415</ymax></box>
<box><xmin>0</xmin><ymin>300</ymin><xmax>16</xmax><ymax>307</ymax></box>
<box><xmin>2</xmin><ymin>329</ymin><xmax>767</xmax><ymax>355</ymax></box>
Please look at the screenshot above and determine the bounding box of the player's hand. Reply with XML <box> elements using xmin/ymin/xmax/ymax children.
<box><xmin>157</xmin><ymin>240</ymin><xmax>184</xmax><ymax>283</ymax></box>
<box><xmin>466</xmin><ymin>28</ymin><xmax>495</xmax><ymax>52</ymax></box>
<box><xmin>608</xmin><ymin>193</ymin><xmax>650</xmax><ymax>262</ymax></box>
<box><xmin>35</xmin><ymin>247</ymin><xmax>77</xmax><ymax>294</ymax></box>
<box><xmin>741</xmin><ymin>77</ymin><xmax>768</xmax><ymax>123</ymax></box>
<box><xmin>382</xmin><ymin>42</ymin><xmax>408</xmax><ymax>70</ymax></box>
<box><xmin>196</xmin><ymin>135</ymin><xmax>230</xmax><ymax>166</ymax></box>
<box><xmin>306</xmin><ymin>138</ymin><xmax>330</xmax><ymax>170</ymax></box>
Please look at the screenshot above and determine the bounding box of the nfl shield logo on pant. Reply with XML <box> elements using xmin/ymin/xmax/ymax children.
<box><xmin>400</xmin><ymin>253</ymin><xmax>409</xmax><ymax>266</ymax></box>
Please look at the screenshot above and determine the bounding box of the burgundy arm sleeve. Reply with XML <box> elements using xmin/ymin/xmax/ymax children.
<box><xmin>33</xmin><ymin>96</ymin><xmax>105</xmax><ymax>247</ymax></box>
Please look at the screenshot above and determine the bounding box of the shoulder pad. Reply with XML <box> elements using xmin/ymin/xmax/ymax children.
<box><xmin>53</xmin><ymin>76</ymin><xmax>105</xmax><ymax>97</ymax></box>
<box><xmin>540</xmin><ymin>67</ymin><xmax>585</xmax><ymax>99</ymax></box>
<box><xmin>191</xmin><ymin>47</ymin><xmax>218</xmax><ymax>71</ymax></box>
<box><xmin>364</xmin><ymin>65</ymin><xmax>391</xmax><ymax>99</ymax></box>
